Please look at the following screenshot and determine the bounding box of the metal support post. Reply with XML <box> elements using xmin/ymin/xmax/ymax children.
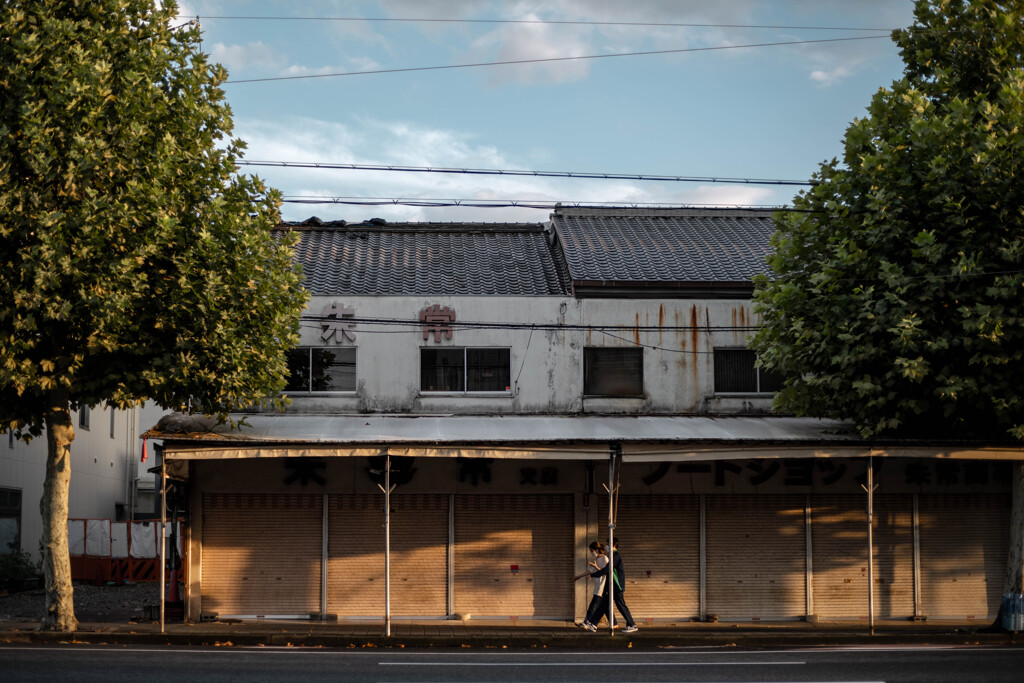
<box><xmin>378</xmin><ymin>452</ymin><xmax>396</xmax><ymax>637</ymax></box>
<box><xmin>862</xmin><ymin>456</ymin><xmax>877</xmax><ymax>635</ymax></box>
<box><xmin>160</xmin><ymin>462</ymin><xmax>166</xmax><ymax>634</ymax></box>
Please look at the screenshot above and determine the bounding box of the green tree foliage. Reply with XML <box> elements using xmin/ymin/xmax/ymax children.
<box><xmin>752</xmin><ymin>0</ymin><xmax>1024</xmax><ymax>440</ymax></box>
<box><xmin>0</xmin><ymin>0</ymin><xmax>308</xmax><ymax>630</ymax></box>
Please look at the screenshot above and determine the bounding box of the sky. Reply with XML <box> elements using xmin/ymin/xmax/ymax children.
<box><xmin>168</xmin><ymin>0</ymin><xmax>918</xmax><ymax>224</ymax></box>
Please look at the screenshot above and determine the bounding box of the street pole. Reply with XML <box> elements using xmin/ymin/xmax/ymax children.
<box><xmin>378</xmin><ymin>452</ymin><xmax>395</xmax><ymax>637</ymax></box>
<box><xmin>607</xmin><ymin>444</ymin><xmax>621</xmax><ymax>636</ymax></box>
<box><xmin>863</xmin><ymin>456</ymin><xmax>876</xmax><ymax>635</ymax></box>
<box><xmin>160</xmin><ymin>461</ymin><xmax>166</xmax><ymax>634</ymax></box>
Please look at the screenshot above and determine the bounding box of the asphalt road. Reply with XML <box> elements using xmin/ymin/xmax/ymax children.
<box><xmin>2</xmin><ymin>644</ymin><xmax>1023</xmax><ymax>682</ymax></box>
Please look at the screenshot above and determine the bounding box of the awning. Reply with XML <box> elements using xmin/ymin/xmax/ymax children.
<box><xmin>145</xmin><ymin>413</ymin><xmax>1024</xmax><ymax>462</ymax></box>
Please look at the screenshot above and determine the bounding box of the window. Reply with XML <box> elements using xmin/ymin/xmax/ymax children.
<box><xmin>584</xmin><ymin>347</ymin><xmax>644</xmax><ymax>397</ymax></box>
<box><xmin>714</xmin><ymin>349</ymin><xmax>783</xmax><ymax>393</ymax></box>
<box><xmin>285</xmin><ymin>347</ymin><xmax>356</xmax><ymax>393</ymax></box>
<box><xmin>0</xmin><ymin>487</ymin><xmax>21</xmax><ymax>554</ymax></box>
<box><xmin>109</xmin><ymin>407</ymin><xmax>116</xmax><ymax>439</ymax></box>
<box><xmin>421</xmin><ymin>348</ymin><xmax>511</xmax><ymax>392</ymax></box>
<box><xmin>79</xmin><ymin>407</ymin><xmax>90</xmax><ymax>430</ymax></box>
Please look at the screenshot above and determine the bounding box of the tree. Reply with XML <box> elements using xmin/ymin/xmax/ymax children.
<box><xmin>752</xmin><ymin>0</ymin><xmax>1024</xmax><ymax>440</ymax></box>
<box><xmin>0</xmin><ymin>0</ymin><xmax>308</xmax><ymax>631</ymax></box>
<box><xmin>751</xmin><ymin>0</ymin><xmax>1024</xmax><ymax>625</ymax></box>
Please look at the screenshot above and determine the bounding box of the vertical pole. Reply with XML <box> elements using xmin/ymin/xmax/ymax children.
<box><xmin>805</xmin><ymin>494</ymin><xmax>814</xmax><ymax>619</ymax></box>
<box><xmin>607</xmin><ymin>444</ymin><xmax>620</xmax><ymax>635</ymax></box>
<box><xmin>384</xmin><ymin>454</ymin><xmax>391</xmax><ymax>637</ymax></box>
<box><xmin>866</xmin><ymin>456</ymin><xmax>875</xmax><ymax>635</ymax></box>
<box><xmin>699</xmin><ymin>494</ymin><xmax>706</xmax><ymax>622</ymax></box>
<box><xmin>447</xmin><ymin>494</ymin><xmax>455</xmax><ymax>619</ymax></box>
<box><xmin>160</xmin><ymin>462</ymin><xmax>166</xmax><ymax>634</ymax></box>
<box><xmin>321</xmin><ymin>494</ymin><xmax>329</xmax><ymax>619</ymax></box>
<box><xmin>912</xmin><ymin>493</ymin><xmax>921</xmax><ymax>619</ymax></box>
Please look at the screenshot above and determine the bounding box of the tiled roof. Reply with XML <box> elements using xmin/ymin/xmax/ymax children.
<box><xmin>276</xmin><ymin>218</ymin><xmax>571</xmax><ymax>296</ymax></box>
<box><xmin>551</xmin><ymin>207</ymin><xmax>776</xmax><ymax>286</ymax></box>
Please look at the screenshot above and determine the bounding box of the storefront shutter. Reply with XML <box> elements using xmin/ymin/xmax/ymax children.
<box><xmin>810</xmin><ymin>494</ymin><xmax>914</xmax><ymax>618</ymax></box>
<box><xmin>918</xmin><ymin>494</ymin><xmax>1009</xmax><ymax>619</ymax></box>
<box><xmin>326</xmin><ymin>494</ymin><xmax>448</xmax><ymax>617</ymax></box>
<box><xmin>201</xmin><ymin>493</ymin><xmax>322</xmax><ymax>617</ymax></box>
<box><xmin>706</xmin><ymin>494</ymin><xmax>806</xmax><ymax>620</ymax></box>
<box><xmin>454</xmin><ymin>494</ymin><xmax>573</xmax><ymax>618</ymax></box>
<box><xmin>597</xmin><ymin>494</ymin><xmax>700</xmax><ymax>620</ymax></box>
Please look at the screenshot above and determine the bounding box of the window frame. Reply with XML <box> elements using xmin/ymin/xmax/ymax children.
<box><xmin>713</xmin><ymin>348</ymin><xmax>783</xmax><ymax>395</ymax></box>
<box><xmin>284</xmin><ymin>346</ymin><xmax>358</xmax><ymax>394</ymax></box>
<box><xmin>583</xmin><ymin>346</ymin><xmax>645</xmax><ymax>398</ymax></box>
<box><xmin>420</xmin><ymin>347</ymin><xmax>512</xmax><ymax>394</ymax></box>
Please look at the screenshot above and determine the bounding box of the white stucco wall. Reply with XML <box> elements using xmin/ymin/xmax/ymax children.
<box><xmin>282</xmin><ymin>295</ymin><xmax>773</xmax><ymax>416</ymax></box>
<box><xmin>1</xmin><ymin>404</ymin><xmax>139</xmax><ymax>560</ymax></box>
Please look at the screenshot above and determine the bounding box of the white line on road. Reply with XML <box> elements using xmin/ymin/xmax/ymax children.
<box><xmin>379</xmin><ymin>661</ymin><xmax>807</xmax><ymax>666</ymax></box>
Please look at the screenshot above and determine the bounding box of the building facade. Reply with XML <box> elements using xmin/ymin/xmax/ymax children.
<box><xmin>150</xmin><ymin>208</ymin><xmax>1019</xmax><ymax>624</ymax></box>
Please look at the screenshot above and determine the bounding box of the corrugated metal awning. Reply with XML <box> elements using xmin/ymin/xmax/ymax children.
<box><xmin>146</xmin><ymin>414</ymin><xmax>1024</xmax><ymax>462</ymax></box>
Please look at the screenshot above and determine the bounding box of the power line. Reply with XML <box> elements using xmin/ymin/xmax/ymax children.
<box><xmin>241</xmin><ymin>160</ymin><xmax>811</xmax><ymax>186</ymax></box>
<box><xmin>277</xmin><ymin>197</ymin><xmax>793</xmax><ymax>210</ymax></box>
<box><xmin>225</xmin><ymin>35</ymin><xmax>890</xmax><ymax>84</ymax></box>
<box><xmin>298</xmin><ymin>315</ymin><xmax>759</xmax><ymax>333</ymax></box>
<box><xmin>199</xmin><ymin>15</ymin><xmax>896</xmax><ymax>32</ymax></box>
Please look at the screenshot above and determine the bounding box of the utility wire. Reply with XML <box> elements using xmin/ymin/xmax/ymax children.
<box><xmin>277</xmin><ymin>197</ymin><xmax>792</xmax><ymax>210</ymax></box>
<box><xmin>199</xmin><ymin>15</ymin><xmax>896</xmax><ymax>32</ymax></box>
<box><xmin>299</xmin><ymin>315</ymin><xmax>760</xmax><ymax>333</ymax></box>
<box><xmin>225</xmin><ymin>35</ymin><xmax>890</xmax><ymax>84</ymax></box>
<box><xmin>241</xmin><ymin>160</ymin><xmax>811</xmax><ymax>186</ymax></box>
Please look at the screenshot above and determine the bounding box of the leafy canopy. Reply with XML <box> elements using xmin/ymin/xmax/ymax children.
<box><xmin>752</xmin><ymin>0</ymin><xmax>1024</xmax><ymax>439</ymax></box>
<box><xmin>0</xmin><ymin>0</ymin><xmax>309</xmax><ymax>431</ymax></box>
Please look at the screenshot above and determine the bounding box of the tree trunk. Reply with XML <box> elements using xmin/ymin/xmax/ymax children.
<box><xmin>991</xmin><ymin>462</ymin><xmax>1024</xmax><ymax>631</ymax></box>
<box><xmin>40</xmin><ymin>388</ymin><xmax>77</xmax><ymax>632</ymax></box>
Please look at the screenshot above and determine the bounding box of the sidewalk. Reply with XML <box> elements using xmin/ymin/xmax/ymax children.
<box><xmin>1</xmin><ymin>615</ymin><xmax>1020</xmax><ymax>649</ymax></box>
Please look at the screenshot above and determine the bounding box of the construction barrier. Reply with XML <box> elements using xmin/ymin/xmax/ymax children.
<box><xmin>67</xmin><ymin>518</ymin><xmax>186</xmax><ymax>584</ymax></box>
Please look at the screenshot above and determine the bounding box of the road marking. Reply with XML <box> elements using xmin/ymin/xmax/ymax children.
<box><xmin>379</xmin><ymin>661</ymin><xmax>806</xmax><ymax>666</ymax></box>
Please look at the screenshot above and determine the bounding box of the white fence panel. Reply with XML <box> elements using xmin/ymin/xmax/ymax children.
<box><xmin>110</xmin><ymin>522</ymin><xmax>129</xmax><ymax>559</ymax></box>
<box><xmin>130</xmin><ymin>522</ymin><xmax>157</xmax><ymax>558</ymax></box>
<box><xmin>86</xmin><ymin>519</ymin><xmax>111</xmax><ymax>557</ymax></box>
<box><xmin>67</xmin><ymin>519</ymin><xmax>85</xmax><ymax>556</ymax></box>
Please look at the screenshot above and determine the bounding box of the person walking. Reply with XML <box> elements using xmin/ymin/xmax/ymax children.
<box><xmin>573</xmin><ymin>541</ymin><xmax>608</xmax><ymax>632</ymax></box>
<box><xmin>607</xmin><ymin>539</ymin><xmax>638</xmax><ymax>633</ymax></box>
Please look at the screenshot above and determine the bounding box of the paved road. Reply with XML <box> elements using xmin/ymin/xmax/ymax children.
<box><xmin>2</xmin><ymin>644</ymin><xmax>1023</xmax><ymax>681</ymax></box>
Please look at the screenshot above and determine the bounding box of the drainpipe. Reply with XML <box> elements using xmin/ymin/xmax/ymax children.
<box><xmin>378</xmin><ymin>450</ymin><xmax>395</xmax><ymax>637</ymax></box>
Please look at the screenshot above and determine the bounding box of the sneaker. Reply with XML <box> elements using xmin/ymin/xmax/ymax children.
<box><xmin>581</xmin><ymin>621</ymin><xmax>597</xmax><ymax>632</ymax></box>
<box><xmin>622</xmin><ymin>624</ymin><xmax>638</xmax><ymax>633</ymax></box>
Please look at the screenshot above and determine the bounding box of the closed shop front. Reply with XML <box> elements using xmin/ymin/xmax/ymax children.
<box><xmin>810</xmin><ymin>494</ymin><xmax>914</xmax><ymax>618</ymax></box>
<box><xmin>201</xmin><ymin>493</ymin><xmax>323</xmax><ymax>617</ymax></box>
<box><xmin>919</xmin><ymin>493</ymin><xmax>1009</xmax><ymax>618</ymax></box>
<box><xmin>454</xmin><ymin>494</ymin><xmax>573</xmax><ymax>618</ymax></box>
<box><xmin>598</xmin><ymin>494</ymin><xmax>700</xmax><ymax>620</ymax></box>
<box><xmin>327</xmin><ymin>494</ymin><xmax>448</xmax><ymax>617</ymax></box>
<box><xmin>706</xmin><ymin>494</ymin><xmax>806</xmax><ymax>619</ymax></box>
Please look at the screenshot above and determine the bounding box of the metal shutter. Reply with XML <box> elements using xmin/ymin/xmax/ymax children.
<box><xmin>706</xmin><ymin>495</ymin><xmax>806</xmax><ymax>620</ymax></box>
<box><xmin>811</xmin><ymin>494</ymin><xmax>914</xmax><ymax>618</ymax></box>
<box><xmin>597</xmin><ymin>494</ymin><xmax>700</xmax><ymax>620</ymax></box>
<box><xmin>919</xmin><ymin>494</ymin><xmax>1009</xmax><ymax>619</ymax></box>
<box><xmin>326</xmin><ymin>494</ymin><xmax>448</xmax><ymax>617</ymax></box>
<box><xmin>454</xmin><ymin>494</ymin><xmax>573</xmax><ymax>618</ymax></box>
<box><xmin>201</xmin><ymin>493</ymin><xmax>322</xmax><ymax>617</ymax></box>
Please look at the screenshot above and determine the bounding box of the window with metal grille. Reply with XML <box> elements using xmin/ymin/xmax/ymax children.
<box><xmin>714</xmin><ymin>349</ymin><xmax>783</xmax><ymax>393</ymax></box>
<box><xmin>421</xmin><ymin>348</ymin><xmax>511</xmax><ymax>392</ymax></box>
<box><xmin>284</xmin><ymin>347</ymin><xmax>357</xmax><ymax>393</ymax></box>
<box><xmin>584</xmin><ymin>347</ymin><xmax>644</xmax><ymax>397</ymax></box>
<box><xmin>0</xmin><ymin>487</ymin><xmax>22</xmax><ymax>554</ymax></box>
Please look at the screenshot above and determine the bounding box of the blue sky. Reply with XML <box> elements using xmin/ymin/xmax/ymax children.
<box><xmin>169</xmin><ymin>1</ymin><xmax>917</xmax><ymax>223</ymax></box>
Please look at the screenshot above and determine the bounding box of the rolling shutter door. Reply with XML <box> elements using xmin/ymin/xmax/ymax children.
<box><xmin>454</xmin><ymin>494</ymin><xmax>573</xmax><ymax>618</ymax></box>
<box><xmin>327</xmin><ymin>494</ymin><xmax>448</xmax><ymax>617</ymax></box>
<box><xmin>598</xmin><ymin>494</ymin><xmax>700</xmax><ymax>620</ymax></box>
<box><xmin>706</xmin><ymin>495</ymin><xmax>806</xmax><ymax>619</ymax></box>
<box><xmin>919</xmin><ymin>494</ymin><xmax>1009</xmax><ymax>619</ymax></box>
<box><xmin>811</xmin><ymin>494</ymin><xmax>914</xmax><ymax>618</ymax></box>
<box><xmin>201</xmin><ymin>493</ymin><xmax>322</xmax><ymax>617</ymax></box>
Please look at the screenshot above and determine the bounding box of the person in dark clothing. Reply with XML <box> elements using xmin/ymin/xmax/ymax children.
<box><xmin>593</xmin><ymin>538</ymin><xmax>638</xmax><ymax>632</ymax></box>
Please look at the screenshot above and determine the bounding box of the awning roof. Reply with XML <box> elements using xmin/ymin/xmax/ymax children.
<box><xmin>146</xmin><ymin>414</ymin><xmax>1024</xmax><ymax>462</ymax></box>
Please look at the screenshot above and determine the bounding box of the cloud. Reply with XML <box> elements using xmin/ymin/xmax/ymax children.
<box><xmin>209</xmin><ymin>41</ymin><xmax>283</xmax><ymax>75</ymax></box>
<box><xmin>809</xmin><ymin>65</ymin><xmax>853</xmax><ymax>87</ymax></box>
<box><xmin>235</xmin><ymin>114</ymin><xmax>783</xmax><ymax>223</ymax></box>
